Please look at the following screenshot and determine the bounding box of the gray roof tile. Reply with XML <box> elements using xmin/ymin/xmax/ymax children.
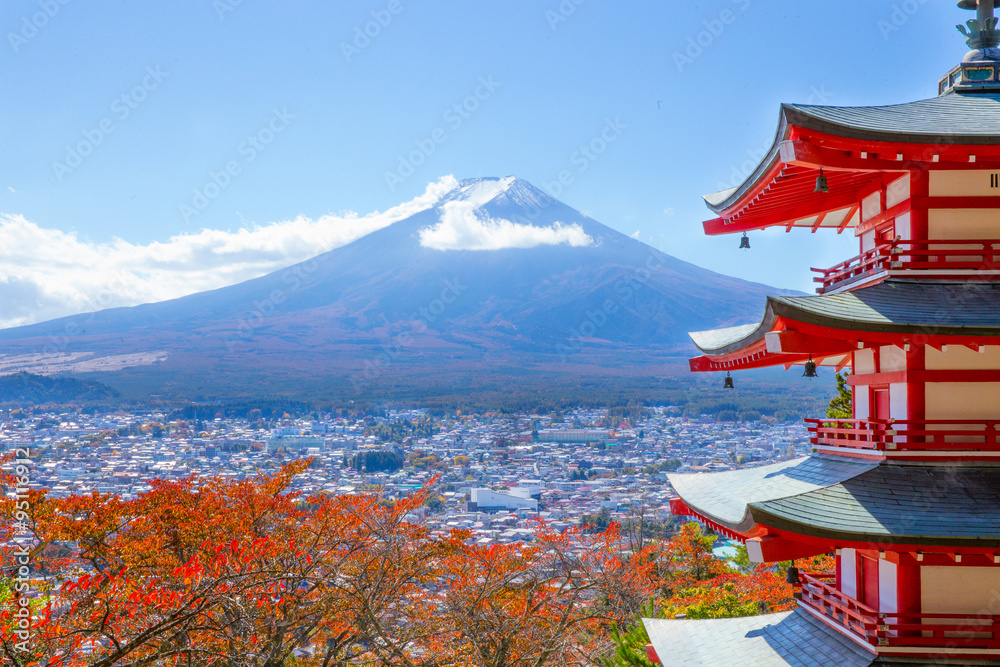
<box><xmin>671</xmin><ymin>454</ymin><xmax>1000</xmax><ymax>546</ymax></box>
<box><xmin>690</xmin><ymin>280</ymin><xmax>1000</xmax><ymax>355</ymax></box>
<box><xmin>669</xmin><ymin>456</ymin><xmax>877</xmax><ymax>530</ymax></box>
<box><xmin>705</xmin><ymin>93</ymin><xmax>1000</xmax><ymax>213</ymax></box>
<box><xmin>785</xmin><ymin>94</ymin><xmax>1000</xmax><ymax>143</ymax></box>
<box><xmin>644</xmin><ymin>608</ymin><xmax>878</xmax><ymax>666</ymax></box>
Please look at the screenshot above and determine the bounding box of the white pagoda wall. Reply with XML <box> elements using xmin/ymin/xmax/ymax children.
<box><xmin>929</xmin><ymin>171</ymin><xmax>1000</xmax><ymax>198</ymax></box>
<box><xmin>929</xmin><ymin>209</ymin><xmax>1000</xmax><ymax>239</ymax></box>
<box><xmin>926</xmin><ymin>346</ymin><xmax>1000</xmax><ymax>370</ymax></box>
<box><xmin>840</xmin><ymin>548</ymin><xmax>857</xmax><ymax>599</ymax></box>
<box><xmin>925</xmin><ymin>384</ymin><xmax>1000</xmax><ymax>420</ymax></box>
<box><xmin>881</xmin><ymin>345</ymin><xmax>907</xmax><ymax>372</ymax></box>
<box><xmin>892</xmin><ymin>210</ymin><xmax>911</xmax><ymax>243</ymax></box>
<box><xmin>880</xmin><ymin>559</ymin><xmax>898</xmax><ymax>614</ymax></box>
<box><xmin>922</xmin><ymin>567</ymin><xmax>1000</xmax><ymax>615</ymax></box>
<box><xmin>855</xmin><ymin>390</ymin><xmax>870</xmax><ymax>421</ymax></box>
<box><xmin>925</xmin><ymin>345</ymin><xmax>1000</xmax><ymax>421</ymax></box>
<box><xmin>886</xmin><ymin>175</ymin><xmax>910</xmax><ymax>209</ymax></box>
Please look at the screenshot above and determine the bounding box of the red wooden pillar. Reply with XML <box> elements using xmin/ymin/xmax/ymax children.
<box><xmin>860</xmin><ymin>556</ymin><xmax>880</xmax><ymax>610</ymax></box>
<box><xmin>910</xmin><ymin>170</ymin><xmax>929</xmax><ymax>242</ymax></box>
<box><xmin>907</xmin><ymin>345</ymin><xmax>926</xmax><ymax>445</ymax></box>
<box><xmin>896</xmin><ymin>560</ymin><xmax>922</xmax><ymax>637</ymax></box>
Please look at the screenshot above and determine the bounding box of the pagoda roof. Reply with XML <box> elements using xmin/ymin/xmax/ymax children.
<box><xmin>702</xmin><ymin>93</ymin><xmax>1000</xmax><ymax>234</ymax></box>
<box><xmin>783</xmin><ymin>94</ymin><xmax>1000</xmax><ymax>145</ymax></box>
<box><xmin>644</xmin><ymin>609</ymin><xmax>881</xmax><ymax>666</ymax></box>
<box><xmin>670</xmin><ymin>456</ymin><xmax>1000</xmax><ymax>547</ymax></box>
<box><xmin>690</xmin><ymin>280</ymin><xmax>1000</xmax><ymax>360</ymax></box>
<box><xmin>669</xmin><ymin>456</ymin><xmax>876</xmax><ymax>531</ymax></box>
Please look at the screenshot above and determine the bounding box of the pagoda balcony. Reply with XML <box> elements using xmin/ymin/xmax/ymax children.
<box><xmin>812</xmin><ymin>239</ymin><xmax>1000</xmax><ymax>294</ymax></box>
<box><xmin>797</xmin><ymin>572</ymin><xmax>1000</xmax><ymax>652</ymax></box>
<box><xmin>805</xmin><ymin>418</ymin><xmax>1000</xmax><ymax>457</ymax></box>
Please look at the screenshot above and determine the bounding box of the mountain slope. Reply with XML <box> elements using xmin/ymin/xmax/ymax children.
<box><xmin>0</xmin><ymin>177</ymin><xmax>795</xmax><ymax>399</ymax></box>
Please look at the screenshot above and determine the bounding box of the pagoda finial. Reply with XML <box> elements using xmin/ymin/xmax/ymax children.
<box><xmin>957</xmin><ymin>0</ymin><xmax>1000</xmax><ymax>49</ymax></box>
<box><xmin>941</xmin><ymin>0</ymin><xmax>1000</xmax><ymax>94</ymax></box>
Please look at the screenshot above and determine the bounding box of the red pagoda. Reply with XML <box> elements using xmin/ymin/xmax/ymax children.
<box><xmin>645</xmin><ymin>2</ymin><xmax>1000</xmax><ymax>665</ymax></box>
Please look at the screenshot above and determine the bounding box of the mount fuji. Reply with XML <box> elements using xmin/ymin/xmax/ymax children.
<box><xmin>0</xmin><ymin>177</ymin><xmax>794</xmax><ymax>401</ymax></box>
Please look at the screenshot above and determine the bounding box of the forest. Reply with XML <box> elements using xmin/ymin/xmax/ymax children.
<box><xmin>0</xmin><ymin>366</ymin><xmax>834</xmax><ymax>424</ymax></box>
<box><xmin>0</xmin><ymin>373</ymin><xmax>119</xmax><ymax>406</ymax></box>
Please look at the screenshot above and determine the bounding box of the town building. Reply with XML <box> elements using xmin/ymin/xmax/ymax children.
<box><xmin>647</xmin><ymin>3</ymin><xmax>1000</xmax><ymax>664</ymax></box>
<box><xmin>468</xmin><ymin>488</ymin><xmax>539</xmax><ymax>513</ymax></box>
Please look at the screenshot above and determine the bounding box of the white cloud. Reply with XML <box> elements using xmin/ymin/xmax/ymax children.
<box><xmin>0</xmin><ymin>176</ymin><xmax>459</xmax><ymax>329</ymax></box>
<box><xmin>418</xmin><ymin>201</ymin><xmax>593</xmax><ymax>252</ymax></box>
<box><xmin>6</xmin><ymin>187</ymin><xmax>14</xmax><ymax>194</ymax></box>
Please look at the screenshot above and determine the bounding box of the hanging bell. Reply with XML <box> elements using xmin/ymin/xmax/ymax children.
<box><xmin>723</xmin><ymin>372</ymin><xmax>735</xmax><ymax>389</ymax></box>
<box><xmin>739</xmin><ymin>233</ymin><xmax>751</xmax><ymax>250</ymax></box>
<box><xmin>814</xmin><ymin>168</ymin><xmax>830</xmax><ymax>193</ymax></box>
<box><xmin>803</xmin><ymin>355</ymin><xmax>819</xmax><ymax>378</ymax></box>
<box><xmin>786</xmin><ymin>565</ymin><xmax>800</xmax><ymax>585</ymax></box>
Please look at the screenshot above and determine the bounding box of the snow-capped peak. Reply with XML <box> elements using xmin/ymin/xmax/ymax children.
<box><xmin>420</xmin><ymin>176</ymin><xmax>593</xmax><ymax>251</ymax></box>
<box><xmin>438</xmin><ymin>176</ymin><xmax>560</xmax><ymax>215</ymax></box>
<box><xmin>441</xmin><ymin>176</ymin><xmax>518</xmax><ymax>209</ymax></box>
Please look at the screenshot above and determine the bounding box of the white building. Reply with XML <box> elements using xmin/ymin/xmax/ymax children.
<box><xmin>469</xmin><ymin>488</ymin><xmax>538</xmax><ymax>513</ymax></box>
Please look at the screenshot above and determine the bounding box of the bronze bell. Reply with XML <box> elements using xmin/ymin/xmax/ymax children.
<box><xmin>786</xmin><ymin>565</ymin><xmax>800</xmax><ymax>585</ymax></box>
<box><xmin>803</xmin><ymin>355</ymin><xmax>819</xmax><ymax>378</ymax></box>
<box><xmin>815</xmin><ymin>168</ymin><xmax>829</xmax><ymax>193</ymax></box>
<box><xmin>723</xmin><ymin>372</ymin><xmax>735</xmax><ymax>389</ymax></box>
<box><xmin>739</xmin><ymin>233</ymin><xmax>751</xmax><ymax>250</ymax></box>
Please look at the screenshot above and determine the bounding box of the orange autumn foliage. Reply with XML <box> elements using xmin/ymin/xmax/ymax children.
<box><xmin>1</xmin><ymin>462</ymin><xmax>660</xmax><ymax>666</ymax></box>
<box><xmin>1</xmin><ymin>462</ymin><xmax>832</xmax><ymax>666</ymax></box>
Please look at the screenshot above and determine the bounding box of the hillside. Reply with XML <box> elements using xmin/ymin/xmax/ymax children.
<box><xmin>0</xmin><ymin>177</ymin><xmax>800</xmax><ymax>403</ymax></box>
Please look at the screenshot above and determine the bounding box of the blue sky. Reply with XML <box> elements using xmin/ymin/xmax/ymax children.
<box><xmin>0</xmin><ymin>0</ymin><xmax>972</xmax><ymax>325</ymax></box>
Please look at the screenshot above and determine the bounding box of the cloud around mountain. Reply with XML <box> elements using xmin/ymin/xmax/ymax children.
<box><xmin>418</xmin><ymin>200</ymin><xmax>594</xmax><ymax>251</ymax></box>
<box><xmin>0</xmin><ymin>177</ymin><xmax>460</xmax><ymax>329</ymax></box>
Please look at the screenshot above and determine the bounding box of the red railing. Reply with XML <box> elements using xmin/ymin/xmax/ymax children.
<box><xmin>805</xmin><ymin>418</ymin><xmax>1000</xmax><ymax>453</ymax></box>
<box><xmin>798</xmin><ymin>572</ymin><xmax>1000</xmax><ymax>650</ymax></box>
<box><xmin>812</xmin><ymin>239</ymin><xmax>1000</xmax><ymax>294</ymax></box>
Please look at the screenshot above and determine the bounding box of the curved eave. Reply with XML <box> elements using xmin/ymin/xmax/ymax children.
<box><xmin>668</xmin><ymin>456</ymin><xmax>878</xmax><ymax>536</ymax></box>
<box><xmin>688</xmin><ymin>299</ymin><xmax>854</xmax><ymax>374</ymax></box>
<box><xmin>748</xmin><ymin>505</ymin><xmax>1000</xmax><ymax>549</ymax></box>
<box><xmin>689</xmin><ymin>281</ymin><xmax>1000</xmax><ymax>373</ymax></box>
<box><xmin>703</xmin><ymin>112</ymin><xmax>790</xmax><ymax>214</ymax></box>
<box><xmin>702</xmin><ymin>95</ymin><xmax>1000</xmax><ymax>235</ymax></box>
<box><xmin>671</xmin><ymin>457</ymin><xmax>1000</xmax><ymax>549</ymax></box>
<box><xmin>689</xmin><ymin>308</ymin><xmax>776</xmax><ymax>357</ymax></box>
<box><xmin>769</xmin><ymin>282</ymin><xmax>1000</xmax><ymax>338</ymax></box>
